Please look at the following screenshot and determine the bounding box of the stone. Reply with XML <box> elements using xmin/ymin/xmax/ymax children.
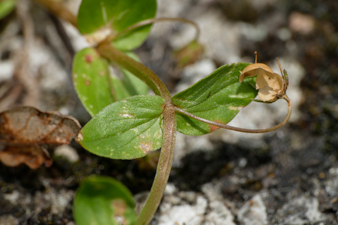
<box><xmin>276</xmin><ymin>195</ymin><xmax>326</xmax><ymax>224</ymax></box>
<box><xmin>238</xmin><ymin>194</ymin><xmax>268</xmax><ymax>225</ymax></box>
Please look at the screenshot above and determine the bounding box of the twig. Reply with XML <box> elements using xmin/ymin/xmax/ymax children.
<box><xmin>48</xmin><ymin>13</ymin><xmax>75</xmax><ymax>58</ymax></box>
<box><xmin>15</xmin><ymin>0</ymin><xmax>39</xmax><ymax>107</ymax></box>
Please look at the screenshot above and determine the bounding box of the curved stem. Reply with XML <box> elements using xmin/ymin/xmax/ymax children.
<box><xmin>97</xmin><ymin>43</ymin><xmax>172</xmax><ymax>103</ymax></box>
<box><xmin>113</xmin><ymin>17</ymin><xmax>200</xmax><ymax>42</ymax></box>
<box><xmin>135</xmin><ymin>103</ymin><xmax>177</xmax><ymax>225</ymax></box>
<box><xmin>32</xmin><ymin>0</ymin><xmax>77</xmax><ymax>28</ymax></box>
<box><xmin>175</xmin><ymin>95</ymin><xmax>292</xmax><ymax>134</ymax></box>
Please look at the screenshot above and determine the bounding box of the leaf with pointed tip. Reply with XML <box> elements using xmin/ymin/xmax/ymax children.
<box><xmin>77</xmin><ymin>0</ymin><xmax>156</xmax><ymax>50</ymax></box>
<box><xmin>74</xmin><ymin>175</ymin><xmax>136</xmax><ymax>225</ymax></box>
<box><xmin>78</xmin><ymin>95</ymin><xmax>164</xmax><ymax>159</ymax></box>
<box><xmin>172</xmin><ymin>63</ymin><xmax>257</xmax><ymax>135</ymax></box>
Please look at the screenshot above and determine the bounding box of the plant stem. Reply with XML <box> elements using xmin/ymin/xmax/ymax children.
<box><xmin>97</xmin><ymin>43</ymin><xmax>177</xmax><ymax>224</ymax></box>
<box><xmin>98</xmin><ymin>43</ymin><xmax>176</xmax><ymax>224</ymax></box>
<box><xmin>113</xmin><ymin>17</ymin><xmax>200</xmax><ymax>42</ymax></box>
<box><xmin>135</xmin><ymin>103</ymin><xmax>176</xmax><ymax>225</ymax></box>
<box><xmin>175</xmin><ymin>95</ymin><xmax>292</xmax><ymax>133</ymax></box>
<box><xmin>31</xmin><ymin>0</ymin><xmax>77</xmax><ymax>28</ymax></box>
<box><xmin>97</xmin><ymin>43</ymin><xmax>172</xmax><ymax>103</ymax></box>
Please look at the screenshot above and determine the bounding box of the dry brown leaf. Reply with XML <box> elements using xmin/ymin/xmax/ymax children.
<box><xmin>0</xmin><ymin>106</ymin><xmax>81</xmax><ymax>169</ymax></box>
<box><xmin>0</xmin><ymin>106</ymin><xmax>81</xmax><ymax>144</ymax></box>
<box><xmin>0</xmin><ymin>144</ymin><xmax>52</xmax><ymax>169</ymax></box>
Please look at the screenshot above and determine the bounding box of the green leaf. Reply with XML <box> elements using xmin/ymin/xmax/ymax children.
<box><xmin>74</xmin><ymin>175</ymin><xmax>136</xmax><ymax>225</ymax></box>
<box><xmin>0</xmin><ymin>0</ymin><xmax>16</xmax><ymax>20</ymax></box>
<box><xmin>77</xmin><ymin>0</ymin><xmax>157</xmax><ymax>50</ymax></box>
<box><xmin>73</xmin><ymin>47</ymin><xmax>114</xmax><ymax>117</ymax></box>
<box><xmin>120</xmin><ymin>52</ymin><xmax>149</xmax><ymax>96</ymax></box>
<box><xmin>110</xmin><ymin>76</ymin><xmax>131</xmax><ymax>101</ymax></box>
<box><xmin>78</xmin><ymin>95</ymin><xmax>164</xmax><ymax>159</ymax></box>
<box><xmin>172</xmin><ymin>63</ymin><xmax>258</xmax><ymax>135</ymax></box>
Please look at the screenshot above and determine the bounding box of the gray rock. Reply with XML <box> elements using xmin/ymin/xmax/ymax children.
<box><xmin>325</xmin><ymin>167</ymin><xmax>338</xmax><ymax>197</ymax></box>
<box><xmin>0</xmin><ymin>215</ymin><xmax>19</xmax><ymax>225</ymax></box>
<box><xmin>54</xmin><ymin>145</ymin><xmax>79</xmax><ymax>163</ymax></box>
<box><xmin>238</xmin><ymin>194</ymin><xmax>268</xmax><ymax>225</ymax></box>
<box><xmin>276</xmin><ymin>195</ymin><xmax>326</xmax><ymax>224</ymax></box>
<box><xmin>152</xmin><ymin>182</ymin><xmax>235</xmax><ymax>225</ymax></box>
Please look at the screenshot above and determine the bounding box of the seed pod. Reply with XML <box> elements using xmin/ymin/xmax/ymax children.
<box><xmin>239</xmin><ymin>52</ymin><xmax>287</xmax><ymax>102</ymax></box>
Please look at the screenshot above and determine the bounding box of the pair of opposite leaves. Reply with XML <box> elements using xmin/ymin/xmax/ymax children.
<box><xmin>0</xmin><ymin>54</ymin><xmax>287</xmax><ymax>169</ymax></box>
<box><xmin>0</xmin><ymin>107</ymin><xmax>81</xmax><ymax>169</ymax></box>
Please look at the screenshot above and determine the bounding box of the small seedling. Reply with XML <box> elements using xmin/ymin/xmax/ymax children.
<box><xmin>0</xmin><ymin>0</ymin><xmax>292</xmax><ymax>224</ymax></box>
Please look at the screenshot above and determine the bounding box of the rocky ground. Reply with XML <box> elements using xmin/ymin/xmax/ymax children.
<box><xmin>1</xmin><ymin>0</ymin><xmax>338</xmax><ymax>224</ymax></box>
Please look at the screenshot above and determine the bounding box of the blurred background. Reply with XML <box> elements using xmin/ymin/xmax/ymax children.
<box><xmin>0</xmin><ymin>0</ymin><xmax>338</xmax><ymax>224</ymax></box>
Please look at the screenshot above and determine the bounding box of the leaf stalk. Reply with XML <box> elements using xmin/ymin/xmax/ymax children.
<box><xmin>135</xmin><ymin>103</ymin><xmax>176</xmax><ymax>225</ymax></box>
<box><xmin>113</xmin><ymin>17</ymin><xmax>200</xmax><ymax>42</ymax></box>
<box><xmin>97</xmin><ymin>43</ymin><xmax>172</xmax><ymax>103</ymax></box>
<box><xmin>174</xmin><ymin>95</ymin><xmax>292</xmax><ymax>133</ymax></box>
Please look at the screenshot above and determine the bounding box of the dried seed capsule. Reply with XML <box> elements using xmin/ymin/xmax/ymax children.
<box><xmin>239</xmin><ymin>52</ymin><xmax>287</xmax><ymax>102</ymax></box>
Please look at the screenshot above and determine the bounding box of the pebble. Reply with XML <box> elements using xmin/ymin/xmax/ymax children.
<box><xmin>238</xmin><ymin>194</ymin><xmax>268</xmax><ymax>225</ymax></box>
<box><xmin>157</xmin><ymin>196</ymin><xmax>207</xmax><ymax>225</ymax></box>
<box><xmin>277</xmin><ymin>195</ymin><xmax>326</xmax><ymax>224</ymax></box>
<box><xmin>0</xmin><ymin>215</ymin><xmax>18</xmax><ymax>225</ymax></box>
<box><xmin>153</xmin><ymin>182</ymin><xmax>236</xmax><ymax>224</ymax></box>
<box><xmin>325</xmin><ymin>167</ymin><xmax>338</xmax><ymax>197</ymax></box>
<box><xmin>54</xmin><ymin>145</ymin><xmax>79</xmax><ymax>163</ymax></box>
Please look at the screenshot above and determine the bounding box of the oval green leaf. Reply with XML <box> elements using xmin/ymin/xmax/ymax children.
<box><xmin>77</xmin><ymin>0</ymin><xmax>156</xmax><ymax>50</ymax></box>
<box><xmin>78</xmin><ymin>95</ymin><xmax>164</xmax><ymax>159</ymax></box>
<box><xmin>74</xmin><ymin>175</ymin><xmax>136</xmax><ymax>225</ymax></box>
<box><xmin>172</xmin><ymin>63</ymin><xmax>258</xmax><ymax>135</ymax></box>
<box><xmin>73</xmin><ymin>47</ymin><xmax>114</xmax><ymax>117</ymax></box>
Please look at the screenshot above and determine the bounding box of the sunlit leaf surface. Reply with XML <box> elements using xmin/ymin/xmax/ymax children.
<box><xmin>172</xmin><ymin>63</ymin><xmax>258</xmax><ymax>135</ymax></box>
<box><xmin>78</xmin><ymin>95</ymin><xmax>164</xmax><ymax>159</ymax></box>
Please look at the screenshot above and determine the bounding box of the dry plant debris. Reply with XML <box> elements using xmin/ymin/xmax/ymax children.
<box><xmin>0</xmin><ymin>106</ymin><xmax>81</xmax><ymax>169</ymax></box>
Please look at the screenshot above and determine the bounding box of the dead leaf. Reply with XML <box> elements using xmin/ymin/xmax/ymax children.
<box><xmin>0</xmin><ymin>144</ymin><xmax>52</xmax><ymax>169</ymax></box>
<box><xmin>0</xmin><ymin>106</ymin><xmax>81</xmax><ymax>144</ymax></box>
<box><xmin>0</xmin><ymin>106</ymin><xmax>81</xmax><ymax>169</ymax></box>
